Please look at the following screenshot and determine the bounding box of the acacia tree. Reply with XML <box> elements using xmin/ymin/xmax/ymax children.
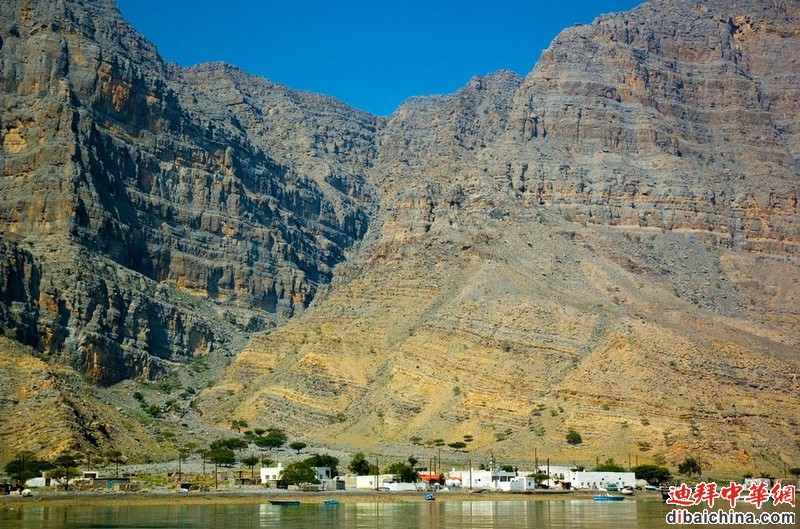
<box><xmin>104</xmin><ymin>450</ymin><xmax>125</xmax><ymax>478</ymax></box>
<box><xmin>207</xmin><ymin>448</ymin><xmax>236</xmax><ymax>490</ymax></box>
<box><xmin>254</xmin><ymin>429</ymin><xmax>287</xmax><ymax>450</ymax></box>
<box><xmin>289</xmin><ymin>442</ymin><xmax>307</xmax><ymax>454</ymax></box>
<box><xmin>177</xmin><ymin>445</ymin><xmax>193</xmax><ymax>482</ymax></box>
<box><xmin>241</xmin><ymin>455</ymin><xmax>260</xmax><ymax>479</ymax></box>
<box><xmin>51</xmin><ymin>454</ymin><xmax>80</xmax><ymax>491</ymax></box>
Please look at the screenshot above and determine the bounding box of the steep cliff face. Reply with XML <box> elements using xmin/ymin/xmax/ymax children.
<box><xmin>207</xmin><ymin>0</ymin><xmax>800</xmax><ymax>472</ymax></box>
<box><xmin>0</xmin><ymin>0</ymin><xmax>372</xmax><ymax>383</ymax></box>
<box><xmin>497</xmin><ymin>0</ymin><xmax>799</xmax><ymax>254</ymax></box>
<box><xmin>1</xmin><ymin>0</ymin><xmax>798</xmax><ymax>471</ymax></box>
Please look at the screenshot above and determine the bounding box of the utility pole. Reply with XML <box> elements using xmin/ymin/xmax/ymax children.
<box><xmin>469</xmin><ymin>459</ymin><xmax>473</xmax><ymax>491</ymax></box>
<box><xmin>547</xmin><ymin>458</ymin><xmax>550</xmax><ymax>488</ymax></box>
<box><xmin>375</xmin><ymin>456</ymin><xmax>379</xmax><ymax>490</ymax></box>
<box><xmin>534</xmin><ymin>448</ymin><xmax>538</xmax><ymax>471</ymax></box>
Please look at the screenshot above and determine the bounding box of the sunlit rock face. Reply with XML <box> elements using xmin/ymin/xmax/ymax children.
<box><xmin>0</xmin><ymin>0</ymin><xmax>373</xmax><ymax>383</ymax></box>
<box><xmin>1</xmin><ymin>0</ymin><xmax>798</xmax><ymax>472</ymax></box>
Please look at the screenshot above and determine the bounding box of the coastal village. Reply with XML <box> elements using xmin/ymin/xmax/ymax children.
<box><xmin>4</xmin><ymin>448</ymin><xmax>796</xmax><ymax>500</ymax></box>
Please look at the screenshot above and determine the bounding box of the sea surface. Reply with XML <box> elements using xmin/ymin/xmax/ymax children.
<box><xmin>0</xmin><ymin>499</ymin><xmax>795</xmax><ymax>528</ymax></box>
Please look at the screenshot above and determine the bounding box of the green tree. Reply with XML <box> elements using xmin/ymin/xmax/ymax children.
<box><xmin>104</xmin><ymin>450</ymin><xmax>126</xmax><ymax>478</ymax></box>
<box><xmin>51</xmin><ymin>454</ymin><xmax>80</xmax><ymax>491</ymax></box>
<box><xmin>566</xmin><ymin>430</ymin><xmax>582</xmax><ymax>445</ymax></box>
<box><xmin>348</xmin><ymin>452</ymin><xmax>377</xmax><ymax>476</ymax></box>
<box><xmin>254</xmin><ymin>429</ymin><xmax>287</xmax><ymax>450</ymax></box>
<box><xmin>207</xmin><ymin>448</ymin><xmax>235</xmax><ymax>490</ymax></box>
<box><xmin>788</xmin><ymin>467</ymin><xmax>800</xmax><ymax>478</ymax></box>
<box><xmin>280</xmin><ymin>461</ymin><xmax>320</xmax><ymax>486</ymax></box>
<box><xmin>241</xmin><ymin>455</ymin><xmax>260</xmax><ymax>479</ymax></box>
<box><xmin>448</xmin><ymin>441</ymin><xmax>467</xmax><ymax>451</ymax></box>
<box><xmin>529</xmin><ymin>471</ymin><xmax>549</xmax><ymax>487</ymax></box>
<box><xmin>211</xmin><ymin>438</ymin><xmax>248</xmax><ymax>451</ymax></box>
<box><xmin>677</xmin><ymin>458</ymin><xmax>702</xmax><ymax>477</ymax></box>
<box><xmin>409</xmin><ymin>436</ymin><xmax>422</xmax><ymax>445</ymax></box>
<box><xmin>289</xmin><ymin>441</ymin><xmax>307</xmax><ymax>454</ymax></box>
<box><xmin>632</xmin><ymin>464</ymin><xmax>672</xmax><ymax>485</ymax></box>
<box><xmin>4</xmin><ymin>452</ymin><xmax>54</xmax><ymax>482</ymax></box>
<box><xmin>594</xmin><ymin>458</ymin><xmax>626</xmax><ymax>472</ymax></box>
<box><xmin>384</xmin><ymin>462</ymin><xmax>419</xmax><ymax>483</ymax></box>
<box><xmin>207</xmin><ymin>448</ymin><xmax>236</xmax><ymax>467</ymax></box>
<box><xmin>304</xmin><ymin>454</ymin><xmax>340</xmax><ymax>477</ymax></box>
<box><xmin>230</xmin><ymin>419</ymin><xmax>248</xmax><ymax>432</ymax></box>
<box><xmin>177</xmin><ymin>445</ymin><xmax>192</xmax><ymax>481</ymax></box>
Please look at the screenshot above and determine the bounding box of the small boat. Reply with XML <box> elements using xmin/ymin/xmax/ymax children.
<box><xmin>269</xmin><ymin>500</ymin><xmax>300</xmax><ymax>506</ymax></box>
<box><xmin>620</xmin><ymin>487</ymin><xmax>635</xmax><ymax>496</ymax></box>
<box><xmin>323</xmin><ymin>499</ymin><xmax>340</xmax><ymax>505</ymax></box>
<box><xmin>424</xmin><ymin>493</ymin><xmax>436</xmax><ymax>501</ymax></box>
<box><xmin>594</xmin><ymin>494</ymin><xmax>624</xmax><ymax>502</ymax></box>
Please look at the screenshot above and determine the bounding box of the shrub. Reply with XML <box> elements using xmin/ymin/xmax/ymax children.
<box><xmin>566</xmin><ymin>429</ymin><xmax>582</xmax><ymax>445</ymax></box>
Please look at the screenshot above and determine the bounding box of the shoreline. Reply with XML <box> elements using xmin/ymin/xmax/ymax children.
<box><xmin>1</xmin><ymin>489</ymin><xmax>662</xmax><ymax>509</ymax></box>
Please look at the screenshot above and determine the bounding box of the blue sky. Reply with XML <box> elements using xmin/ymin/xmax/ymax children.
<box><xmin>117</xmin><ymin>0</ymin><xmax>644</xmax><ymax>116</ymax></box>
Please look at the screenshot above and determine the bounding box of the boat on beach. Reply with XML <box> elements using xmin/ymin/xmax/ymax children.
<box><xmin>424</xmin><ymin>493</ymin><xmax>436</xmax><ymax>500</ymax></box>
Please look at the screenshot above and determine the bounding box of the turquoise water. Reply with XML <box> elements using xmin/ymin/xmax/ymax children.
<box><xmin>0</xmin><ymin>499</ymin><xmax>794</xmax><ymax>528</ymax></box>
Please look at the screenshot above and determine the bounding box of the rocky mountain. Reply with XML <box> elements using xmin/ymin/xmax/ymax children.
<box><xmin>1</xmin><ymin>0</ymin><xmax>798</xmax><ymax>472</ymax></box>
<box><xmin>0</xmin><ymin>0</ymin><xmax>371</xmax><ymax>385</ymax></box>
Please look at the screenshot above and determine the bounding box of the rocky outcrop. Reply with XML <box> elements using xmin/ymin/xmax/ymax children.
<box><xmin>494</xmin><ymin>0</ymin><xmax>799</xmax><ymax>254</ymax></box>
<box><xmin>0</xmin><ymin>0</ymin><xmax>373</xmax><ymax>383</ymax></box>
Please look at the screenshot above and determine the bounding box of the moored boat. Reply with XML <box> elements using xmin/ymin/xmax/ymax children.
<box><xmin>593</xmin><ymin>494</ymin><xmax>624</xmax><ymax>501</ymax></box>
<box><xmin>269</xmin><ymin>500</ymin><xmax>300</xmax><ymax>506</ymax></box>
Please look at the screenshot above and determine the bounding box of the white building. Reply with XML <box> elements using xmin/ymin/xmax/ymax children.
<box><xmin>570</xmin><ymin>471</ymin><xmax>636</xmax><ymax>490</ymax></box>
<box><xmin>260</xmin><ymin>463</ymin><xmax>332</xmax><ymax>487</ymax></box>
<box><xmin>446</xmin><ymin>468</ymin><xmax>519</xmax><ymax>491</ymax></box>
<box><xmin>260</xmin><ymin>463</ymin><xmax>284</xmax><ymax>485</ymax></box>
<box><xmin>345</xmin><ymin>474</ymin><xmax>399</xmax><ymax>490</ymax></box>
<box><xmin>510</xmin><ymin>476</ymin><xmax>537</xmax><ymax>491</ymax></box>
